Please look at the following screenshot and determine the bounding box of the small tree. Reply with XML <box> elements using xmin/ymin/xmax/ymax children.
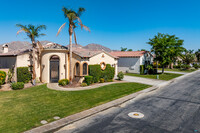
<box><xmin>121</xmin><ymin>47</ymin><xmax>127</xmax><ymax>51</ymax></box>
<box><xmin>195</xmin><ymin>49</ymin><xmax>200</xmax><ymax>62</ymax></box>
<box><xmin>147</xmin><ymin>33</ymin><xmax>184</xmax><ymax>73</ymax></box>
<box><xmin>181</xmin><ymin>49</ymin><xmax>195</xmax><ymax>65</ymax></box>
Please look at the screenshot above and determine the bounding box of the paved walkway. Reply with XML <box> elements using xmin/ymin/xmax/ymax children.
<box><xmin>158</xmin><ymin>70</ymin><xmax>188</xmax><ymax>74</ymax></box>
<box><xmin>47</xmin><ymin>81</ymin><xmax>128</xmax><ymax>91</ymax></box>
<box><xmin>123</xmin><ymin>75</ymin><xmax>165</xmax><ymax>86</ymax></box>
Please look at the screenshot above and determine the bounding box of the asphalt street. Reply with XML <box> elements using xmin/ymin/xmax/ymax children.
<box><xmin>56</xmin><ymin>71</ymin><xmax>200</xmax><ymax>133</ymax></box>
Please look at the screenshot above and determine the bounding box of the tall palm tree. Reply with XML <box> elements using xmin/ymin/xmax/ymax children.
<box><xmin>16</xmin><ymin>24</ymin><xmax>46</xmax><ymax>85</ymax></box>
<box><xmin>57</xmin><ymin>7</ymin><xmax>90</xmax><ymax>84</ymax></box>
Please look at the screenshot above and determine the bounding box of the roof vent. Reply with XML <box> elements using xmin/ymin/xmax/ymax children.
<box><xmin>2</xmin><ymin>44</ymin><xmax>8</xmax><ymax>53</ymax></box>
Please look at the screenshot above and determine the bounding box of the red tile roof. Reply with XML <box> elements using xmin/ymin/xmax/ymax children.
<box><xmin>109</xmin><ymin>51</ymin><xmax>147</xmax><ymax>57</ymax></box>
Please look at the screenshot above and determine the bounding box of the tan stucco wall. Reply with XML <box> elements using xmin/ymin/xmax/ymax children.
<box><xmin>89</xmin><ymin>52</ymin><xmax>118</xmax><ymax>75</ymax></box>
<box><xmin>41</xmin><ymin>50</ymin><xmax>68</xmax><ymax>83</ymax></box>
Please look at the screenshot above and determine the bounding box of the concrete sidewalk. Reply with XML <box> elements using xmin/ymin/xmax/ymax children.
<box><xmin>158</xmin><ymin>70</ymin><xmax>188</xmax><ymax>74</ymax></box>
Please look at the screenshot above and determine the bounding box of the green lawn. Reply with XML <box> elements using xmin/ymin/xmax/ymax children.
<box><xmin>125</xmin><ymin>73</ymin><xmax>183</xmax><ymax>80</ymax></box>
<box><xmin>158</xmin><ymin>68</ymin><xmax>197</xmax><ymax>73</ymax></box>
<box><xmin>0</xmin><ymin>83</ymin><xmax>151</xmax><ymax>133</ymax></box>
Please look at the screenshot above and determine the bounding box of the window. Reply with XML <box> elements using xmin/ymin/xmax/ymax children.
<box><xmin>83</xmin><ymin>63</ymin><xmax>88</xmax><ymax>75</ymax></box>
<box><xmin>75</xmin><ymin>62</ymin><xmax>80</xmax><ymax>76</ymax></box>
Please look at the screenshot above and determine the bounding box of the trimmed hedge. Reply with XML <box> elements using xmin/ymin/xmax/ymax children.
<box><xmin>0</xmin><ymin>80</ymin><xmax>2</xmax><ymax>86</ymax></box>
<box><xmin>17</xmin><ymin>67</ymin><xmax>32</xmax><ymax>83</ymax></box>
<box><xmin>100</xmin><ymin>78</ymin><xmax>105</xmax><ymax>83</ymax></box>
<box><xmin>0</xmin><ymin>71</ymin><xmax>6</xmax><ymax>84</ymax></box>
<box><xmin>101</xmin><ymin>64</ymin><xmax>115</xmax><ymax>81</ymax></box>
<box><xmin>140</xmin><ymin>65</ymin><xmax>145</xmax><ymax>75</ymax></box>
<box><xmin>84</xmin><ymin>76</ymin><xmax>93</xmax><ymax>85</ymax></box>
<box><xmin>88</xmin><ymin>65</ymin><xmax>101</xmax><ymax>83</ymax></box>
<box><xmin>11</xmin><ymin>82</ymin><xmax>24</xmax><ymax>90</ymax></box>
<box><xmin>58</xmin><ymin>79</ymin><xmax>69</xmax><ymax>86</ymax></box>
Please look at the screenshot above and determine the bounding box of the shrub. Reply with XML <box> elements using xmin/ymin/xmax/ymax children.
<box><xmin>81</xmin><ymin>83</ymin><xmax>88</xmax><ymax>87</ymax></box>
<box><xmin>58</xmin><ymin>79</ymin><xmax>69</xmax><ymax>86</ymax></box>
<box><xmin>11</xmin><ymin>82</ymin><xmax>24</xmax><ymax>90</ymax></box>
<box><xmin>180</xmin><ymin>64</ymin><xmax>191</xmax><ymax>70</ymax></box>
<box><xmin>7</xmin><ymin>68</ymin><xmax>14</xmax><ymax>83</ymax></box>
<box><xmin>117</xmin><ymin>71</ymin><xmax>124</xmax><ymax>80</ymax></box>
<box><xmin>0</xmin><ymin>71</ymin><xmax>6</xmax><ymax>84</ymax></box>
<box><xmin>140</xmin><ymin>65</ymin><xmax>145</xmax><ymax>75</ymax></box>
<box><xmin>100</xmin><ymin>78</ymin><xmax>105</xmax><ymax>83</ymax></box>
<box><xmin>101</xmin><ymin>64</ymin><xmax>115</xmax><ymax>81</ymax></box>
<box><xmin>193</xmin><ymin>64</ymin><xmax>199</xmax><ymax>69</ymax></box>
<box><xmin>107</xmin><ymin>79</ymin><xmax>113</xmax><ymax>82</ymax></box>
<box><xmin>89</xmin><ymin>65</ymin><xmax>101</xmax><ymax>83</ymax></box>
<box><xmin>0</xmin><ymin>80</ymin><xmax>2</xmax><ymax>87</ymax></box>
<box><xmin>84</xmin><ymin>76</ymin><xmax>93</xmax><ymax>85</ymax></box>
<box><xmin>17</xmin><ymin>67</ymin><xmax>32</xmax><ymax>83</ymax></box>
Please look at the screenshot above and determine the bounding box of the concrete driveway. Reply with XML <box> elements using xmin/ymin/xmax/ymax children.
<box><xmin>123</xmin><ymin>75</ymin><xmax>165</xmax><ymax>86</ymax></box>
<box><xmin>56</xmin><ymin>71</ymin><xmax>200</xmax><ymax>133</ymax></box>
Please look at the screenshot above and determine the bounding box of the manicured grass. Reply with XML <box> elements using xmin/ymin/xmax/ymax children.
<box><xmin>0</xmin><ymin>83</ymin><xmax>151</xmax><ymax>133</ymax></box>
<box><xmin>125</xmin><ymin>73</ymin><xmax>183</xmax><ymax>80</ymax></box>
<box><xmin>158</xmin><ymin>68</ymin><xmax>197</xmax><ymax>73</ymax></box>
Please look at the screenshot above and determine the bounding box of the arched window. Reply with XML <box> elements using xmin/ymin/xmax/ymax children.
<box><xmin>75</xmin><ymin>62</ymin><xmax>80</xmax><ymax>76</ymax></box>
<box><xmin>82</xmin><ymin>63</ymin><xmax>88</xmax><ymax>75</ymax></box>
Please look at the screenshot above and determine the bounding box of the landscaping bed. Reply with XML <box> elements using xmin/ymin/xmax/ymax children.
<box><xmin>125</xmin><ymin>73</ymin><xmax>183</xmax><ymax>81</ymax></box>
<box><xmin>0</xmin><ymin>83</ymin><xmax>150</xmax><ymax>133</ymax></box>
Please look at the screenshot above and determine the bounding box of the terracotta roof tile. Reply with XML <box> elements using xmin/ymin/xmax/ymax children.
<box><xmin>109</xmin><ymin>51</ymin><xmax>147</xmax><ymax>57</ymax></box>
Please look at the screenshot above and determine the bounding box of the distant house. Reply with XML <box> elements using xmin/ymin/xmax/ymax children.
<box><xmin>0</xmin><ymin>43</ymin><xmax>118</xmax><ymax>83</ymax></box>
<box><xmin>110</xmin><ymin>51</ymin><xmax>153</xmax><ymax>73</ymax></box>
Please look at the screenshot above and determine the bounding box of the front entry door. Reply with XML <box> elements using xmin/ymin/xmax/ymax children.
<box><xmin>50</xmin><ymin>56</ymin><xmax>59</xmax><ymax>83</ymax></box>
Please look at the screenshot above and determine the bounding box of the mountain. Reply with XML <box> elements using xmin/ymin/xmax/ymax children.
<box><xmin>0</xmin><ymin>41</ymin><xmax>112</xmax><ymax>53</ymax></box>
<box><xmin>83</xmin><ymin>43</ymin><xmax>112</xmax><ymax>52</ymax></box>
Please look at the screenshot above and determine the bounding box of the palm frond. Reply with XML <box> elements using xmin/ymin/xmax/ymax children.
<box><xmin>56</xmin><ymin>22</ymin><xmax>66</xmax><ymax>36</ymax></box>
<box><xmin>77</xmin><ymin>7</ymin><xmax>85</xmax><ymax>17</ymax></box>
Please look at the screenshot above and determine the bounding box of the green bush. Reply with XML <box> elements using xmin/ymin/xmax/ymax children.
<box><xmin>58</xmin><ymin>79</ymin><xmax>69</xmax><ymax>86</ymax></box>
<box><xmin>17</xmin><ymin>67</ymin><xmax>32</xmax><ymax>83</ymax></box>
<box><xmin>117</xmin><ymin>71</ymin><xmax>124</xmax><ymax>80</ymax></box>
<box><xmin>81</xmin><ymin>83</ymin><xmax>88</xmax><ymax>87</ymax></box>
<box><xmin>0</xmin><ymin>80</ymin><xmax>2</xmax><ymax>87</ymax></box>
<box><xmin>107</xmin><ymin>79</ymin><xmax>113</xmax><ymax>82</ymax></box>
<box><xmin>100</xmin><ymin>78</ymin><xmax>105</xmax><ymax>83</ymax></box>
<box><xmin>140</xmin><ymin>65</ymin><xmax>145</xmax><ymax>75</ymax></box>
<box><xmin>101</xmin><ymin>64</ymin><xmax>115</xmax><ymax>81</ymax></box>
<box><xmin>193</xmin><ymin>64</ymin><xmax>199</xmax><ymax>69</ymax></box>
<box><xmin>180</xmin><ymin>64</ymin><xmax>191</xmax><ymax>70</ymax></box>
<box><xmin>84</xmin><ymin>76</ymin><xmax>93</xmax><ymax>85</ymax></box>
<box><xmin>89</xmin><ymin>65</ymin><xmax>101</xmax><ymax>83</ymax></box>
<box><xmin>11</xmin><ymin>82</ymin><xmax>24</xmax><ymax>90</ymax></box>
<box><xmin>0</xmin><ymin>71</ymin><xmax>6</xmax><ymax>84</ymax></box>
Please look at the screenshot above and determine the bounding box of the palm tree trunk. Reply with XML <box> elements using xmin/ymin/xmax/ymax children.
<box><xmin>69</xmin><ymin>24</ymin><xmax>73</xmax><ymax>84</ymax></box>
<box><xmin>32</xmin><ymin>41</ymin><xmax>36</xmax><ymax>85</ymax></box>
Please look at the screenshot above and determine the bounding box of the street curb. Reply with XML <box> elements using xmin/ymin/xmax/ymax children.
<box><xmin>24</xmin><ymin>69</ymin><xmax>200</xmax><ymax>133</ymax></box>
<box><xmin>24</xmin><ymin>86</ymin><xmax>157</xmax><ymax>133</ymax></box>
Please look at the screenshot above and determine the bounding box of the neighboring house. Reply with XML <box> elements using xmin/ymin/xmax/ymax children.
<box><xmin>110</xmin><ymin>51</ymin><xmax>153</xmax><ymax>73</ymax></box>
<box><xmin>0</xmin><ymin>43</ymin><xmax>118</xmax><ymax>83</ymax></box>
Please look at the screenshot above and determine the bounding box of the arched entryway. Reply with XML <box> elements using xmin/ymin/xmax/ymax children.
<box><xmin>50</xmin><ymin>55</ymin><xmax>60</xmax><ymax>83</ymax></box>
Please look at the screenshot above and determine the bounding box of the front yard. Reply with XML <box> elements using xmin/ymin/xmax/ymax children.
<box><xmin>0</xmin><ymin>83</ymin><xmax>150</xmax><ymax>133</ymax></box>
<box><xmin>125</xmin><ymin>73</ymin><xmax>183</xmax><ymax>80</ymax></box>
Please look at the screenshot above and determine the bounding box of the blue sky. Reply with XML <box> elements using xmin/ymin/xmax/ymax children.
<box><xmin>0</xmin><ymin>0</ymin><xmax>200</xmax><ymax>51</ymax></box>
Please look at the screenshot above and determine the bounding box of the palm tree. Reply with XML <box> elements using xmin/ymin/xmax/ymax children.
<box><xmin>16</xmin><ymin>24</ymin><xmax>46</xmax><ymax>85</ymax></box>
<box><xmin>56</xmin><ymin>7</ymin><xmax>90</xmax><ymax>84</ymax></box>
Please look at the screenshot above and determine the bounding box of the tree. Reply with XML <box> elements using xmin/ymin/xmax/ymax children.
<box><xmin>127</xmin><ymin>49</ymin><xmax>133</xmax><ymax>51</ymax></box>
<box><xmin>16</xmin><ymin>24</ymin><xmax>46</xmax><ymax>85</ymax></box>
<box><xmin>147</xmin><ymin>33</ymin><xmax>184</xmax><ymax>73</ymax></box>
<box><xmin>121</xmin><ymin>47</ymin><xmax>127</xmax><ymax>51</ymax></box>
<box><xmin>181</xmin><ymin>49</ymin><xmax>195</xmax><ymax>65</ymax></box>
<box><xmin>195</xmin><ymin>49</ymin><xmax>200</xmax><ymax>62</ymax></box>
<box><xmin>57</xmin><ymin>7</ymin><xmax>90</xmax><ymax>84</ymax></box>
<box><xmin>140</xmin><ymin>49</ymin><xmax>146</xmax><ymax>51</ymax></box>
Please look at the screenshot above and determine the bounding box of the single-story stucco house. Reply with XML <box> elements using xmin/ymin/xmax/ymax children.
<box><xmin>0</xmin><ymin>43</ymin><xmax>118</xmax><ymax>83</ymax></box>
<box><xmin>110</xmin><ymin>51</ymin><xmax>153</xmax><ymax>73</ymax></box>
